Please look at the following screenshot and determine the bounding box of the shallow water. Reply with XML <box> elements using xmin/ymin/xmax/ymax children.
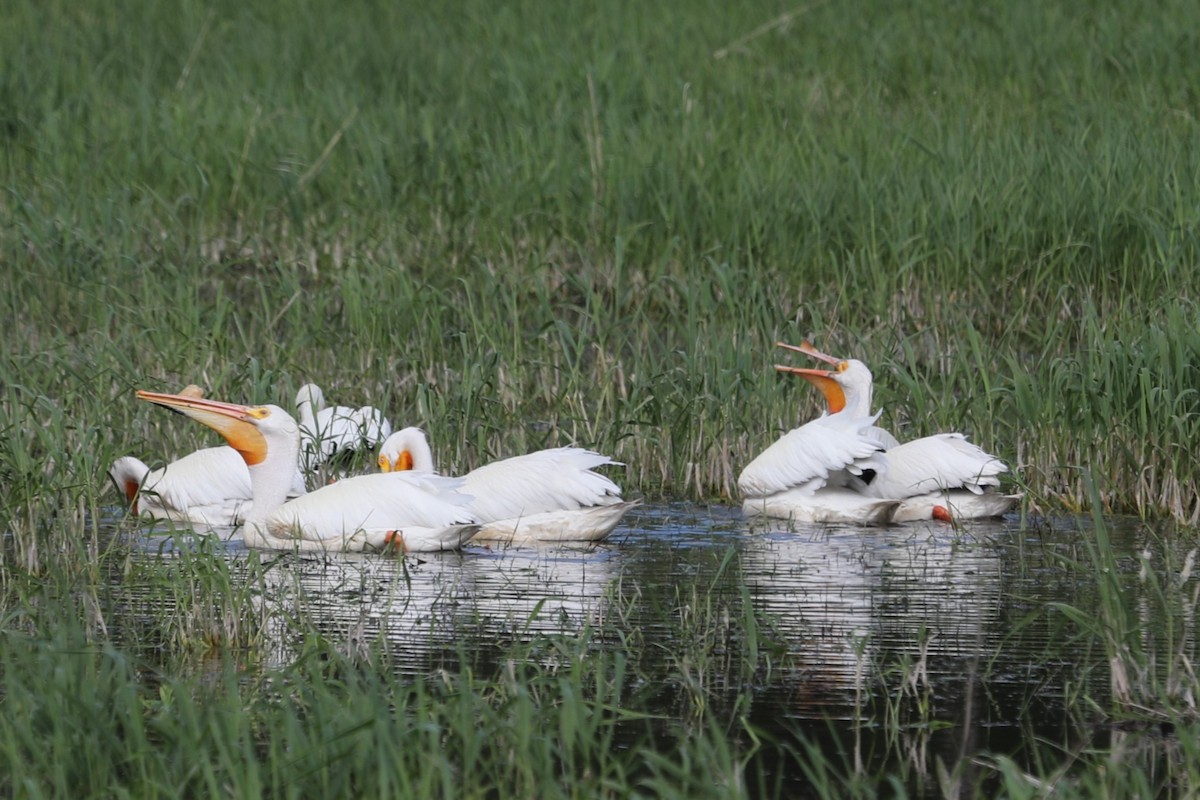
<box><xmin>110</xmin><ymin>502</ymin><xmax>1194</xmax><ymax>794</ymax></box>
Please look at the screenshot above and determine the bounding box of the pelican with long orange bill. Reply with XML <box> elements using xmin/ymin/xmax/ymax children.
<box><xmin>738</xmin><ymin>347</ymin><xmax>902</xmax><ymax>525</ymax></box>
<box><xmin>108</xmin><ymin>385</ymin><xmax>307</xmax><ymax>526</ymax></box>
<box><xmin>767</xmin><ymin>341</ymin><xmax>1020</xmax><ymax>522</ymax></box>
<box><xmin>135</xmin><ymin>389</ymin><xmax>478</xmax><ymax>552</ymax></box>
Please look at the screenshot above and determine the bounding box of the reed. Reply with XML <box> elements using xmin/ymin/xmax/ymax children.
<box><xmin>4</xmin><ymin>0</ymin><xmax>1200</xmax><ymax>795</ymax></box>
<box><xmin>5</xmin><ymin>0</ymin><xmax>1200</xmax><ymax>520</ymax></box>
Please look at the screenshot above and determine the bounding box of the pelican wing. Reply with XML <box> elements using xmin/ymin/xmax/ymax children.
<box><xmin>350</xmin><ymin>406</ymin><xmax>393</xmax><ymax>446</ymax></box>
<box><xmin>300</xmin><ymin>405</ymin><xmax>394</xmax><ymax>469</ymax></box>
<box><xmin>865</xmin><ymin>433</ymin><xmax>1007</xmax><ymax>499</ymax></box>
<box><xmin>463</xmin><ymin>448</ymin><xmax>623</xmax><ymax>522</ymax></box>
<box><xmin>738</xmin><ymin>414</ymin><xmax>888</xmax><ymax>499</ymax></box>
<box><xmin>122</xmin><ymin>446</ymin><xmax>307</xmax><ymax>524</ymax></box>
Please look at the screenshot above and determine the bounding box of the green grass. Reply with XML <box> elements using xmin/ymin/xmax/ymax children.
<box><xmin>5</xmin><ymin>0</ymin><xmax>1200</xmax><ymax>521</ymax></box>
<box><xmin>4</xmin><ymin>0</ymin><xmax>1200</xmax><ymax>795</ymax></box>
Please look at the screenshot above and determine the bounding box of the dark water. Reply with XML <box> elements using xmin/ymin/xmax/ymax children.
<box><xmin>112</xmin><ymin>503</ymin><xmax>1193</xmax><ymax>795</ymax></box>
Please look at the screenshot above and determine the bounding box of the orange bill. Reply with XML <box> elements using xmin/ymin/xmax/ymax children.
<box><xmin>773</xmin><ymin>365</ymin><xmax>846</xmax><ymax>413</ymax></box>
<box><xmin>136</xmin><ymin>390</ymin><xmax>270</xmax><ymax>465</ymax></box>
<box><xmin>776</xmin><ymin>340</ymin><xmax>841</xmax><ymax>365</ymax></box>
<box><xmin>377</xmin><ymin>449</ymin><xmax>415</xmax><ymax>473</ymax></box>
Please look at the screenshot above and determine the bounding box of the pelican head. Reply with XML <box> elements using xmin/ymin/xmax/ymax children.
<box><xmin>136</xmin><ymin>390</ymin><xmax>299</xmax><ymax>467</ymax></box>
<box><xmin>377</xmin><ymin>427</ymin><xmax>435</xmax><ymax>473</ymax></box>
<box><xmin>773</xmin><ymin>341</ymin><xmax>874</xmax><ymax>416</ymax></box>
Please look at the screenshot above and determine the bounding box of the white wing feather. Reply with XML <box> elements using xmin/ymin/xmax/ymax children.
<box><xmin>738</xmin><ymin>413</ymin><xmax>889</xmax><ymax>498</ymax></box>
<box><xmin>463</xmin><ymin>448</ymin><xmax>623</xmax><ymax>523</ymax></box>
<box><xmin>111</xmin><ymin>447</ymin><xmax>307</xmax><ymax>525</ymax></box>
<box><xmin>139</xmin><ymin>448</ymin><xmax>250</xmax><ymax>519</ymax></box>
<box><xmin>300</xmin><ymin>405</ymin><xmax>393</xmax><ymax>469</ymax></box>
<box><xmin>860</xmin><ymin>434</ymin><xmax>1007</xmax><ymax>499</ymax></box>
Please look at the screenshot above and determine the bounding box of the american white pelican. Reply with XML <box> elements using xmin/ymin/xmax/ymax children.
<box><xmin>295</xmin><ymin>383</ymin><xmax>393</xmax><ymax>475</ymax></box>
<box><xmin>377</xmin><ymin>427</ymin><xmax>636</xmax><ymax>543</ymax></box>
<box><xmin>108</xmin><ymin>448</ymin><xmax>308</xmax><ymax>527</ymax></box>
<box><xmin>108</xmin><ymin>384</ymin><xmax>306</xmax><ymax>526</ymax></box>
<box><xmin>776</xmin><ymin>341</ymin><xmax>1020</xmax><ymax>521</ymax></box>
<box><xmin>136</xmin><ymin>390</ymin><xmax>478</xmax><ymax>552</ymax></box>
<box><xmin>738</xmin><ymin>402</ymin><xmax>902</xmax><ymax>525</ymax></box>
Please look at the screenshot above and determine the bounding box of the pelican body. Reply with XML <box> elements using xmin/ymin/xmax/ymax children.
<box><xmin>738</xmin><ymin>409</ymin><xmax>901</xmax><ymax>525</ymax></box>
<box><xmin>378</xmin><ymin>427</ymin><xmax>636</xmax><ymax>544</ymax></box>
<box><xmin>771</xmin><ymin>341</ymin><xmax>1020</xmax><ymax>522</ymax></box>
<box><xmin>108</xmin><ymin>447</ymin><xmax>306</xmax><ymax>527</ymax></box>
<box><xmin>137</xmin><ymin>390</ymin><xmax>477</xmax><ymax>552</ymax></box>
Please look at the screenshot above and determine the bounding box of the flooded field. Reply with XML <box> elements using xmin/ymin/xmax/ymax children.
<box><xmin>107</xmin><ymin>503</ymin><xmax>1198</xmax><ymax>796</ymax></box>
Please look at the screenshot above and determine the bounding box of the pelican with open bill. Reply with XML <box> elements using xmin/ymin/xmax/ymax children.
<box><xmin>773</xmin><ymin>341</ymin><xmax>1020</xmax><ymax>522</ymax></box>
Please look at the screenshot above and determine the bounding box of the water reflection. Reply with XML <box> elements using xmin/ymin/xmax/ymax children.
<box><xmin>106</xmin><ymin>503</ymin><xmax>1193</xmax><ymax>796</ymax></box>
<box><xmin>109</xmin><ymin>504</ymin><xmax>1032</xmax><ymax>705</ymax></box>
<box><xmin>253</xmin><ymin>543</ymin><xmax>618</xmax><ymax>671</ymax></box>
<box><xmin>738</xmin><ymin>519</ymin><xmax>1007</xmax><ymax>719</ymax></box>
<box><xmin>113</xmin><ymin>517</ymin><xmax>621</xmax><ymax>674</ymax></box>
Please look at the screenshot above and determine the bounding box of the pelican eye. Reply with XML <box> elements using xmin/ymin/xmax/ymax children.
<box><xmin>247</xmin><ymin>407</ymin><xmax>271</xmax><ymax>419</ymax></box>
<box><xmin>377</xmin><ymin>454</ymin><xmax>390</xmax><ymax>472</ymax></box>
<box><xmin>837</xmin><ymin>362</ymin><xmax>849</xmax><ymax>373</ymax></box>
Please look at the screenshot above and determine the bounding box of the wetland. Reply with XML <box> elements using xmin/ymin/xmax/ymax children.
<box><xmin>4</xmin><ymin>0</ymin><xmax>1200</xmax><ymax>795</ymax></box>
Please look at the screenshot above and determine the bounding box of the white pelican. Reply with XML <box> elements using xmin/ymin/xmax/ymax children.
<box><xmin>136</xmin><ymin>390</ymin><xmax>478</xmax><ymax>552</ymax></box>
<box><xmin>108</xmin><ymin>448</ymin><xmax>308</xmax><ymax>527</ymax></box>
<box><xmin>776</xmin><ymin>341</ymin><xmax>1020</xmax><ymax>521</ymax></box>
<box><xmin>738</xmin><ymin>401</ymin><xmax>902</xmax><ymax>525</ymax></box>
<box><xmin>295</xmin><ymin>383</ymin><xmax>393</xmax><ymax>475</ymax></box>
<box><xmin>108</xmin><ymin>383</ymin><xmax>306</xmax><ymax>526</ymax></box>
<box><xmin>377</xmin><ymin>427</ymin><xmax>636</xmax><ymax>543</ymax></box>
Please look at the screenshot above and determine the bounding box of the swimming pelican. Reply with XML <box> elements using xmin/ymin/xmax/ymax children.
<box><xmin>137</xmin><ymin>390</ymin><xmax>478</xmax><ymax>552</ymax></box>
<box><xmin>738</xmin><ymin>400</ymin><xmax>902</xmax><ymax>525</ymax></box>
<box><xmin>108</xmin><ymin>448</ymin><xmax>308</xmax><ymax>527</ymax></box>
<box><xmin>377</xmin><ymin>427</ymin><xmax>636</xmax><ymax>543</ymax></box>
<box><xmin>295</xmin><ymin>383</ymin><xmax>393</xmax><ymax>475</ymax></box>
<box><xmin>108</xmin><ymin>384</ymin><xmax>307</xmax><ymax>526</ymax></box>
<box><xmin>775</xmin><ymin>341</ymin><xmax>1019</xmax><ymax>521</ymax></box>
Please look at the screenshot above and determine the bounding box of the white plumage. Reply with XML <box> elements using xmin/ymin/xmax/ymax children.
<box><xmin>766</xmin><ymin>341</ymin><xmax>1020</xmax><ymax>522</ymax></box>
<box><xmin>738</xmin><ymin>411</ymin><xmax>902</xmax><ymax>525</ymax></box>
<box><xmin>378</xmin><ymin>427</ymin><xmax>636</xmax><ymax>543</ymax></box>
<box><xmin>295</xmin><ymin>383</ymin><xmax>393</xmax><ymax>475</ymax></box>
<box><xmin>856</xmin><ymin>433</ymin><xmax>1006</xmax><ymax>497</ymax></box>
<box><xmin>258</xmin><ymin>471</ymin><xmax>477</xmax><ymax>552</ymax></box>
<box><xmin>136</xmin><ymin>391</ymin><xmax>477</xmax><ymax>552</ymax></box>
<box><xmin>108</xmin><ymin>447</ymin><xmax>306</xmax><ymax>527</ymax></box>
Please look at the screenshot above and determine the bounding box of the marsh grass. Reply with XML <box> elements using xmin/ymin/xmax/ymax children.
<box><xmin>2</xmin><ymin>515</ymin><xmax>1199</xmax><ymax>796</ymax></box>
<box><xmin>966</xmin><ymin>480</ymin><xmax>1200</xmax><ymax>797</ymax></box>
<box><xmin>1047</xmin><ymin>478</ymin><xmax>1199</xmax><ymax>724</ymax></box>
<box><xmin>0</xmin><ymin>556</ymin><xmax>801</xmax><ymax>798</ymax></box>
<box><xmin>5</xmin><ymin>0</ymin><xmax>1200</xmax><ymax>521</ymax></box>
<box><xmin>5</xmin><ymin>0</ymin><xmax>1200</xmax><ymax>795</ymax></box>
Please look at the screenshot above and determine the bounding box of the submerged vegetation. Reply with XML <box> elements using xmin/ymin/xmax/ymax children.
<box><xmin>2</xmin><ymin>0</ymin><xmax>1200</xmax><ymax>795</ymax></box>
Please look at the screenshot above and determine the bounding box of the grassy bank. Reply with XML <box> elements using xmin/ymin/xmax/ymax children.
<box><xmin>3</xmin><ymin>0</ymin><xmax>1200</xmax><ymax>524</ymax></box>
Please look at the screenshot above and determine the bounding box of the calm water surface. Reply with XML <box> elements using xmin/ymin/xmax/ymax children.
<box><xmin>114</xmin><ymin>502</ymin><xmax>1189</xmax><ymax>793</ymax></box>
